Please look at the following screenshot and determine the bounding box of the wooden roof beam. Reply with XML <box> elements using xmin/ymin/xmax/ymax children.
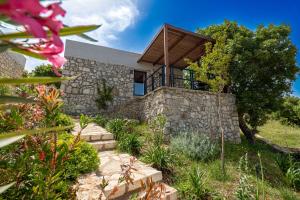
<box><xmin>153</xmin><ymin>33</ymin><xmax>187</xmax><ymax>66</ymax></box>
<box><xmin>170</xmin><ymin>40</ymin><xmax>205</xmax><ymax>66</ymax></box>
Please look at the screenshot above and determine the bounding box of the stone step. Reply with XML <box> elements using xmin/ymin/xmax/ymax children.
<box><xmin>79</xmin><ymin>132</ymin><xmax>114</xmax><ymax>142</ymax></box>
<box><xmin>89</xmin><ymin>140</ymin><xmax>117</xmax><ymax>151</ymax></box>
<box><xmin>75</xmin><ymin>151</ymin><xmax>164</xmax><ymax>200</ymax></box>
<box><xmin>162</xmin><ymin>183</ymin><xmax>178</xmax><ymax>200</ymax></box>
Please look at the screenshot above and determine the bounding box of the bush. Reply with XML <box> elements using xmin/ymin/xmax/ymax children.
<box><xmin>0</xmin><ymin>133</ymin><xmax>99</xmax><ymax>199</ymax></box>
<box><xmin>106</xmin><ymin>118</ymin><xmax>127</xmax><ymax>140</ymax></box>
<box><xmin>170</xmin><ymin>133</ymin><xmax>219</xmax><ymax>161</ymax></box>
<box><xmin>31</xmin><ymin>64</ymin><xmax>62</xmax><ymax>88</ymax></box>
<box><xmin>55</xmin><ymin>113</ymin><xmax>74</xmax><ymax>127</ymax></box>
<box><xmin>275</xmin><ymin>154</ymin><xmax>294</xmax><ymax>174</ymax></box>
<box><xmin>118</xmin><ymin>133</ymin><xmax>142</xmax><ymax>156</ymax></box>
<box><xmin>142</xmin><ymin>145</ymin><xmax>173</xmax><ymax>172</ymax></box>
<box><xmin>60</xmin><ymin>133</ymin><xmax>100</xmax><ymax>180</ymax></box>
<box><xmin>286</xmin><ymin>163</ymin><xmax>300</xmax><ymax>191</ymax></box>
<box><xmin>106</xmin><ymin>118</ymin><xmax>139</xmax><ymax>140</ymax></box>
<box><xmin>0</xmin><ymin>84</ymin><xmax>10</xmax><ymax>95</ymax></box>
<box><xmin>0</xmin><ymin>108</ymin><xmax>24</xmax><ymax>132</ymax></box>
<box><xmin>178</xmin><ymin>166</ymin><xmax>210</xmax><ymax>199</ymax></box>
<box><xmin>93</xmin><ymin>115</ymin><xmax>109</xmax><ymax>127</ymax></box>
<box><xmin>275</xmin><ymin>96</ymin><xmax>300</xmax><ymax>126</ymax></box>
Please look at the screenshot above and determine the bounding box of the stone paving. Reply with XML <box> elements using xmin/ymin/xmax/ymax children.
<box><xmin>72</xmin><ymin>122</ymin><xmax>177</xmax><ymax>200</ymax></box>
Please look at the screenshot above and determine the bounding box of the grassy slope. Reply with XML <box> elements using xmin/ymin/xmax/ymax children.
<box><xmin>134</xmin><ymin>123</ymin><xmax>300</xmax><ymax>200</ymax></box>
<box><xmin>171</xmin><ymin>136</ymin><xmax>300</xmax><ymax>199</ymax></box>
<box><xmin>258</xmin><ymin>120</ymin><xmax>300</xmax><ymax>148</ymax></box>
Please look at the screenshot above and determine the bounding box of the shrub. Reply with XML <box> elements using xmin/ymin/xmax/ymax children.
<box><xmin>118</xmin><ymin>133</ymin><xmax>142</xmax><ymax>156</ymax></box>
<box><xmin>93</xmin><ymin>115</ymin><xmax>109</xmax><ymax>127</ymax></box>
<box><xmin>275</xmin><ymin>96</ymin><xmax>300</xmax><ymax>126</ymax></box>
<box><xmin>106</xmin><ymin>118</ymin><xmax>139</xmax><ymax>140</ymax></box>
<box><xmin>60</xmin><ymin>133</ymin><xmax>100</xmax><ymax>180</ymax></box>
<box><xmin>170</xmin><ymin>133</ymin><xmax>219</xmax><ymax>161</ymax></box>
<box><xmin>55</xmin><ymin>113</ymin><xmax>74</xmax><ymax>127</ymax></box>
<box><xmin>0</xmin><ymin>133</ymin><xmax>99</xmax><ymax>199</ymax></box>
<box><xmin>275</xmin><ymin>153</ymin><xmax>294</xmax><ymax>174</ymax></box>
<box><xmin>31</xmin><ymin>64</ymin><xmax>62</xmax><ymax>88</ymax></box>
<box><xmin>0</xmin><ymin>108</ymin><xmax>24</xmax><ymax>132</ymax></box>
<box><xmin>95</xmin><ymin>79</ymin><xmax>114</xmax><ymax>110</ymax></box>
<box><xmin>106</xmin><ymin>118</ymin><xmax>127</xmax><ymax>140</ymax></box>
<box><xmin>142</xmin><ymin>145</ymin><xmax>173</xmax><ymax>172</ymax></box>
<box><xmin>286</xmin><ymin>162</ymin><xmax>300</xmax><ymax>191</ymax></box>
<box><xmin>179</xmin><ymin>167</ymin><xmax>210</xmax><ymax>200</ymax></box>
<box><xmin>0</xmin><ymin>84</ymin><xmax>10</xmax><ymax>95</ymax></box>
<box><xmin>235</xmin><ymin>153</ymin><xmax>255</xmax><ymax>200</ymax></box>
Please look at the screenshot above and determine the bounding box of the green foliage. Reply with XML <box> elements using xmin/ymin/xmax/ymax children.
<box><xmin>59</xmin><ymin>133</ymin><xmax>99</xmax><ymax>181</ymax></box>
<box><xmin>54</xmin><ymin>113</ymin><xmax>74</xmax><ymax>127</ymax></box>
<box><xmin>93</xmin><ymin>114</ymin><xmax>109</xmax><ymax>127</ymax></box>
<box><xmin>32</xmin><ymin>64</ymin><xmax>61</xmax><ymax>77</ymax></box>
<box><xmin>0</xmin><ymin>133</ymin><xmax>99</xmax><ymax>199</ymax></box>
<box><xmin>194</xmin><ymin>21</ymin><xmax>299</xmax><ymax>132</ymax></box>
<box><xmin>0</xmin><ymin>84</ymin><xmax>10</xmax><ymax>96</ymax></box>
<box><xmin>0</xmin><ymin>108</ymin><xmax>24</xmax><ymax>133</ymax></box>
<box><xmin>187</xmin><ymin>166</ymin><xmax>210</xmax><ymax>199</ymax></box>
<box><xmin>95</xmin><ymin>79</ymin><xmax>114</xmax><ymax>110</ymax></box>
<box><xmin>235</xmin><ymin>153</ymin><xmax>255</xmax><ymax>200</ymax></box>
<box><xmin>170</xmin><ymin>133</ymin><xmax>219</xmax><ymax>161</ymax></box>
<box><xmin>31</xmin><ymin>64</ymin><xmax>62</xmax><ymax>88</ymax></box>
<box><xmin>106</xmin><ymin>118</ymin><xmax>127</xmax><ymax>140</ymax></box>
<box><xmin>275</xmin><ymin>96</ymin><xmax>300</xmax><ymax>126</ymax></box>
<box><xmin>275</xmin><ymin>154</ymin><xmax>294</xmax><ymax>174</ymax></box>
<box><xmin>280</xmin><ymin>188</ymin><xmax>300</xmax><ymax>200</ymax></box>
<box><xmin>118</xmin><ymin>133</ymin><xmax>142</xmax><ymax>156</ymax></box>
<box><xmin>142</xmin><ymin>145</ymin><xmax>173</xmax><ymax>172</ymax></box>
<box><xmin>286</xmin><ymin>162</ymin><xmax>300</xmax><ymax>191</ymax></box>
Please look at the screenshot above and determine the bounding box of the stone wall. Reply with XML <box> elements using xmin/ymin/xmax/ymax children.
<box><xmin>61</xmin><ymin>56</ymin><xmax>150</xmax><ymax>115</ymax></box>
<box><xmin>0</xmin><ymin>52</ymin><xmax>25</xmax><ymax>77</ymax></box>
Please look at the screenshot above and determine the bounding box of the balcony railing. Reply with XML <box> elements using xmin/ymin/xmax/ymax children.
<box><xmin>144</xmin><ymin>65</ymin><xmax>209</xmax><ymax>95</ymax></box>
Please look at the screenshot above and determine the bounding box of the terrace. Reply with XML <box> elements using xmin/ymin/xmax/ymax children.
<box><xmin>137</xmin><ymin>24</ymin><xmax>214</xmax><ymax>94</ymax></box>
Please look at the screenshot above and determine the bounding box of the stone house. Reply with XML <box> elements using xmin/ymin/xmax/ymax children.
<box><xmin>61</xmin><ymin>24</ymin><xmax>241</xmax><ymax>143</ymax></box>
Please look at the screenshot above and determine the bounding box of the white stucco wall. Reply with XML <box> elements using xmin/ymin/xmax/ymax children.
<box><xmin>64</xmin><ymin>40</ymin><xmax>155</xmax><ymax>72</ymax></box>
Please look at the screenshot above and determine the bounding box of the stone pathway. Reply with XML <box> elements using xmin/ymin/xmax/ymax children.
<box><xmin>72</xmin><ymin>122</ymin><xmax>178</xmax><ymax>200</ymax></box>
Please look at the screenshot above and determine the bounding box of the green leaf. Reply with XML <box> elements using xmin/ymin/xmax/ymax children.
<box><xmin>0</xmin><ymin>25</ymin><xmax>101</xmax><ymax>40</ymax></box>
<box><xmin>0</xmin><ymin>77</ymin><xmax>74</xmax><ymax>85</ymax></box>
<box><xmin>0</xmin><ymin>182</ymin><xmax>16</xmax><ymax>194</ymax></box>
<box><xmin>60</xmin><ymin>25</ymin><xmax>101</xmax><ymax>38</ymax></box>
<box><xmin>63</xmin><ymin>24</ymin><xmax>99</xmax><ymax>42</ymax></box>
<box><xmin>0</xmin><ymin>125</ymin><xmax>74</xmax><ymax>148</ymax></box>
<box><xmin>0</xmin><ymin>96</ymin><xmax>35</xmax><ymax>104</ymax></box>
<box><xmin>0</xmin><ymin>135</ymin><xmax>25</xmax><ymax>148</ymax></box>
<box><xmin>10</xmin><ymin>48</ymin><xmax>46</xmax><ymax>60</ymax></box>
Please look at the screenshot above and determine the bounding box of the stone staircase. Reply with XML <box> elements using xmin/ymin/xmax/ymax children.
<box><xmin>72</xmin><ymin>122</ymin><xmax>178</xmax><ymax>200</ymax></box>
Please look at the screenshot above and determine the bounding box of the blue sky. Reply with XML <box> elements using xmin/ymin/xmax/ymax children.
<box><xmin>26</xmin><ymin>0</ymin><xmax>300</xmax><ymax>96</ymax></box>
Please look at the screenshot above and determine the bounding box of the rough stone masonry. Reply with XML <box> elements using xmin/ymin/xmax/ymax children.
<box><xmin>62</xmin><ymin>55</ymin><xmax>240</xmax><ymax>143</ymax></box>
<box><xmin>0</xmin><ymin>52</ymin><xmax>25</xmax><ymax>77</ymax></box>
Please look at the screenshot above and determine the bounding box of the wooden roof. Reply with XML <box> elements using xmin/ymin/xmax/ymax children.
<box><xmin>137</xmin><ymin>24</ymin><xmax>214</xmax><ymax>69</ymax></box>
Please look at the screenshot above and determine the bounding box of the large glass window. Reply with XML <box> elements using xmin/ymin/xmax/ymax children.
<box><xmin>133</xmin><ymin>70</ymin><xmax>146</xmax><ymax>96</ymax></box>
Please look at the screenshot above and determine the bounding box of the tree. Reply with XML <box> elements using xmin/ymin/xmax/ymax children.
<box><xmin>193</xmin><ymin>21</ymin><xmax>299</xmax><ymax>142</ymax></box>
<box><xmin>32</xmin><ymin>64</ymin><xmax>62</xmax><ymax>77</ymax></box>
<box><xmin>31</xmin><ymin>64</ymin><xmax>62</xmax><ymax>88</ymax></box>
<box><xmin>189</xmin><ymin>34</ymin><xmax>230</xmax><ymax>175</ymax></box>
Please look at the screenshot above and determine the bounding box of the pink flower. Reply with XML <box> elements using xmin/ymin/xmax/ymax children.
<box><xmin>0</xmin><ymin>0</ymin><xmax>67</xmax><ymax>74</ymax></box>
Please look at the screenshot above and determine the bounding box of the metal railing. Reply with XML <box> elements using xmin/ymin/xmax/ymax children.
<box><xmin>144</xmin><ymin>65</ymin><xmax>209</xmax><ymax>94</ymax></box>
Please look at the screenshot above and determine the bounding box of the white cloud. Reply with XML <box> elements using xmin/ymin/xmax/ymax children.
<box><xmin>61</xmin><ymin>0</ymin><xmax>139</xmax><ymax>46</ymax></box>
<box><xmin>25</xmin><ymin>0</ymin><xmax>139</xmax><ymax>71</ymax></box>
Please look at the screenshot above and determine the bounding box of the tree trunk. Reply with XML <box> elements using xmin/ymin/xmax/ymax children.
<box><xmin>238</xmin><ymin>113</ymin><xmax>255</xmax><ymax>143</ymax></box>
<box><xmin>217</xmin><ymin>93</ymin><xmax>225</xmax><ymax>175</ymax></box>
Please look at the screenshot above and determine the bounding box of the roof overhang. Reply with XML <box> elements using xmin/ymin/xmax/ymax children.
<box><xmin>137</xmin><ymin>24</ymin><xmax>214</xmax><ymax>69</ymax></box>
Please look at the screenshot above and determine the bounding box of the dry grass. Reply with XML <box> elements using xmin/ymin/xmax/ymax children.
<box><xmin>258</xmin><ymin>120</ymin><xmax>300</xmax><ymax>148</ymax></box>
